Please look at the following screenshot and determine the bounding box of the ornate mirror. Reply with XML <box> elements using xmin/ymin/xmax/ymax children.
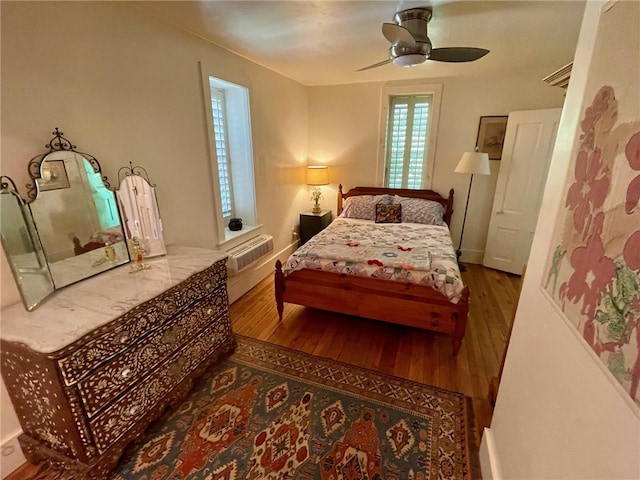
<box><xmin>0</xmin><ymin>176</ymin><xmax>55</xmax><ymax>310</ymax></box>
<box><xmin>25</xmin><ymin>128</ymin><xmax>129</xmax><ymax>289</ymax></box>
<box><xmin>116</xmin><ymin>163</ymin><xmax>166</xmax><ymax>258</ymax></box>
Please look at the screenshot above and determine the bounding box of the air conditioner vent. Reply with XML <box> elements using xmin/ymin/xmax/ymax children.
<box><xmin>226</xmin><ymin>234</ymin><xmax>273</xmax><ymax>273</ymax></box>
<box><xmin>542</xmin><ymin>62</ymin><xmax>572</xmax><ymax>89</ymax></box>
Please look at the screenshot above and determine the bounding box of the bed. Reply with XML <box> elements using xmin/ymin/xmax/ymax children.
<box><xmin>274</xmin><ymin>185</ymin><xmax>470</xmax><ymax>355</ymax></box>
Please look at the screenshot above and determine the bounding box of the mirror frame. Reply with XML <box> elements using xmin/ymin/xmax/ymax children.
<box><xmin>26</xmin><ymin>128</ymin><xmax>109</xmax><ymax>200</ymax></box>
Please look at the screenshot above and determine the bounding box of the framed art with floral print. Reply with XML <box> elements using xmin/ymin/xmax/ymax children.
<box><xmin>543</xmin><ymin>0</ymin><xmax>640</xmax><ymax>407</ymax></box>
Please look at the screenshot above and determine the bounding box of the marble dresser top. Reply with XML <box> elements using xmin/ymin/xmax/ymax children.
<box><xmin>0</xmin><ymin>245</ymin><xmax>228</xmax><ymax>353</ymax></box>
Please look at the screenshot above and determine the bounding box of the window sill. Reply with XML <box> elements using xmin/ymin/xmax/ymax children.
<box><xmin>217</xmin><ymin>224</ymin><xmax>263</xmax><ymax>251</ymax></box>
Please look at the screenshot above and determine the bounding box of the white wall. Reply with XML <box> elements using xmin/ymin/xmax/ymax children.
<box><xmin>308</xmin><ymin>73</ymin><xmax>567</xmax><ymax>262</ymax></box>
<box><xmin>480</xmin><ymin>2</ymin><xmax>640</xmax><ymax>479</ymax></box>
<box><xmin>0</xmin><ymin>1</ymin><xmax>310</xmax><ymax>474</ymax></box>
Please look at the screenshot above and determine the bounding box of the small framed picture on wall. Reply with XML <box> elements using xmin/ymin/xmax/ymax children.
<box><xmin>476</xmin><ymin>116</ymin><xmax>508</xmax><ymax>160</ymax></box>
<box><xmin>39</xmin><ymin>160</ymin><xmax>70</xmax><ymax>191</ymax></box>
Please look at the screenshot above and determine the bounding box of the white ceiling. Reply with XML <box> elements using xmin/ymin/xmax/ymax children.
<box><xmin>130</xmin><ymin>0</ymin><xmax>586</xmax><ymax>86</ymax></box>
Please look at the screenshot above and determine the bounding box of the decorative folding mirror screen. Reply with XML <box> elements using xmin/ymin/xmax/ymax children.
<box><xmin>1</xmin><ymin>128</ymin><xmax>167</xmax><ymax>311</ymax></box>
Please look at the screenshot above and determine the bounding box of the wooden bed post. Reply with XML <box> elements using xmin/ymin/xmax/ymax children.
<box><xmin>445</xmin><ymin>188</ymin><xmax>455</xmax><ymax>227</ymax></box>
<box><xmin>274</xmin><ymin>260</ymin><xmax>285</xmax><ymax>321</ymax></box>
<box><xmin>337</xmin><ymin>184</ymin><xmax>344</xmax><ymax>215</ymax></box>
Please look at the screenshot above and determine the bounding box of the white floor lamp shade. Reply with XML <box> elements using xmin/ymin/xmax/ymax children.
<box><xmin>454</xmin><ymin>151</ymin><xmax>490</xmax><ymax>268</ymax></box>
<box><xmin>454</xmin><ymin>151</ymin><xmax>491</xmax><ymax>175</ymax></box>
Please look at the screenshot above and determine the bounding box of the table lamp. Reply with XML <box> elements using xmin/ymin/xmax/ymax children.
<box><xmin>306</xmin><ymin>166</ymin><xmax>329</xmax><ymax>213</ymax></box>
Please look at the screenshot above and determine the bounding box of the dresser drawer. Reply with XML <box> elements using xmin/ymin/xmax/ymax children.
<box><xmin>58</xmin><ymin>262</ymin><xmax>227</xmax><ymax>385</ymax></box>
<box><xmin>77</xmin><ymin>289</ymin><xmax>229</xmax><ymax>417</ymax></box>
<box><xmin>89</xmin><ymin>314</ymin><xmax>232</xmax><ymax>453</ymax></box>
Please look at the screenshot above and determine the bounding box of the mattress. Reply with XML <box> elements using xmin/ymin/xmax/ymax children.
<box><xmin>284</xmin><ymin>218</ymin><xmax>465</xmax><ymax>303</ymax></box>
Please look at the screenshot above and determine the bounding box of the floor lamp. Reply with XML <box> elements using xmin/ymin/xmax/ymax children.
<box><xmin>454</xmin><ymin>150</ymin><xmax>491</xmax><ymax>271</ymax></box>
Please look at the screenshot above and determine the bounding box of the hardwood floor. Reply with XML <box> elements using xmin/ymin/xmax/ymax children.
<box><xmin>6</xmin><ymin>263</ymin><xmax>520</xmax><ymax>480</ymax></box>
<box><xmin>231</xmin><ymin>263</ymin><xmax>522</xmax><ymax>444</ymax></box>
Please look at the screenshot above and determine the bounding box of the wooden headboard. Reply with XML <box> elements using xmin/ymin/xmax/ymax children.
<box><xmin>337</xmin><ymin>185</ymin><xmax>455</xmax><ymax>227</ymax></box>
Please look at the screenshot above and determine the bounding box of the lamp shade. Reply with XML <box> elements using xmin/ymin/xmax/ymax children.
<box><xmin>306</xmin><ymin>166</ymin><xmax>329</xmax><ymax>185</ymax></box>
<box><xmin>454</xmin><ymin>151</ymin><xmax>491</xmax><ymax>175</ymax></box>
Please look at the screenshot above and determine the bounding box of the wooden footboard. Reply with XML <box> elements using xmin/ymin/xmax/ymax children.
<box><xmin>275</xmin><ymin>260</ymin><xmax>470</xmax><ymax>355</ymax></box>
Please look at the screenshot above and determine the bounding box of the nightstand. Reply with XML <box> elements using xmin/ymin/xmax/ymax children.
<box><xmin>299</xmin><ymin>210</ymin><xmax>332</xmax><ymax>245</ymax></box>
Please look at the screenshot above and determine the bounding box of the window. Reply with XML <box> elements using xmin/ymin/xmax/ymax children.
<box><xmin>385</xmin><ymin>95</ymin><xmax>432</xmax><ymax>189</ymax></box>
<box><xmin>201</xmin><ymin>64</ymin><xmax>260</xmax><ymax>248</ymax></box>
<box><xmin>378</xmin><ymin>84</ymin><xmax>442</xmax><ymax>189</ymax></box>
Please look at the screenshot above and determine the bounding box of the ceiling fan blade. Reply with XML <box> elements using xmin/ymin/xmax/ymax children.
<box><xmin>357</xmin><ymin>58</ymin><xmax>392</xmax><ymax>71</ymax></box>
<box><xmin>428</xmin><ymin>47</ymin><xmax>490</xmax><ymax>62</ymax></box>
<box><xmin>382</xmin><ymin>23</ymin><xmax>416</xmax><ymax>48</ymax></box>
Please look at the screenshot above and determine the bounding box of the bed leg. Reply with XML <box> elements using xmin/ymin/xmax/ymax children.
<box><xmin>274</xmin><ymin>260</ymin><xmax>285</xmax><ymax>321</ymax></box>
<box><xmin>452</xmin><ymin>337</ymin><xmax>462</xmax><ymax>356</ymax></box>
<box><xmin>452</xmin><ymin>286</ymin><xmax>471</xmax><ymax>356</ymax></box>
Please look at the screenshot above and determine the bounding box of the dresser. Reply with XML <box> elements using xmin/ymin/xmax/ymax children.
<box><xmin>0</xmin><ymin>246</ymin><xmax>236</xmax><ymax>479</ymax></box>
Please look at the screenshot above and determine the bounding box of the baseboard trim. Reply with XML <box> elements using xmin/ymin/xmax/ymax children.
<box><xmin>1</xmin><ymin>430</ymin><xmax>26</xmax><ymax>479</ymax></box>
<box><xmin>459</xmin><ymin>248</ymin><xmax>485</xmax><ymax>265</ymax></box>
<box><xmin>479</xmin><ymin>427</ymin><xmax>503</xmax><ymax>480</ymax></box>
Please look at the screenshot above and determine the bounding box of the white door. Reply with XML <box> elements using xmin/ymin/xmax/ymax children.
<box><xmin>482</xmin><ymin>108</ymin><xmax>562</xmax><ymax>274</ymax></box>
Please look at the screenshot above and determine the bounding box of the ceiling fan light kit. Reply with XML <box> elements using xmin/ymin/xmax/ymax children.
<box><xmin>360</xmin><ymin>6</ymin><xmax>490</xmax><ymax>71</ymax></box>
<box><xmin>393</xmin><ymin>54</ymin><xmax>426</xmax><ymax>67</ymax></box>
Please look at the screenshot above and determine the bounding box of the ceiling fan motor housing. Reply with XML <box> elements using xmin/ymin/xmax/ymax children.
<box><xmin>391</xmin><ymin>7</ymin><xmax>433</xmax><ymax>60</ymax></box>
<box><xmin>394</xmin><ymin>7</ymin><xmax>432</xmax><ymax>43</ymax></box>
<box><xmin>390</xmin><ymin>42</ymin><xmax>431</xmax><ymax>58</ymax></box>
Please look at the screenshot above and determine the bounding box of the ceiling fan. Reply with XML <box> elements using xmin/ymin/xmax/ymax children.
<box><xmin>359</xmin><ymin>7</ymin><xmax>489</xmax><ymax>71</ymax></box>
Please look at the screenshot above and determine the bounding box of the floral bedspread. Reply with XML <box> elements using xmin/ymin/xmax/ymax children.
<box><xmin>284</xmin><ymin>218</ymin><xmax>464</xmax><ymax>303</ymax></box>
<box><xmin>305</xmin><ymin>242</ymin><xmax>432</xmax><ymax>271</ymax></box>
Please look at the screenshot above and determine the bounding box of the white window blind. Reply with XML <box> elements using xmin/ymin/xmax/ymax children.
<box><xmin>210</xmin><ymin>88</ymin><xmax>233</xmax><ymax>218</ymax></box>
<box><xmin>384</xmin><ymin>94</ymin><xmax>432</xmax><ymax>189</ymax></box>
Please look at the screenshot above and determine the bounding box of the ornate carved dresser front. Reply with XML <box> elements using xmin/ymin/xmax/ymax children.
<box><xmin>0</xmin><ymin>246</ymin><xmax>236</xmax><ymax>479</ymax></box>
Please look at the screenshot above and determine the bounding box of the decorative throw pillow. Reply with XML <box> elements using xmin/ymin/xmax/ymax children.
<box><xmin>392</xmin><ymin>196</ymin><xmax>446</xmax><ymax>225</ymax></box>
<box><xmin>375</xmin><ymin>203</ymin><xmax>402</xmax><ymax>223</ymax></box>
<box><xmin>340</xmin><ymin>194</ymin><xmax>393</xmax><ymax>220</ymax></box>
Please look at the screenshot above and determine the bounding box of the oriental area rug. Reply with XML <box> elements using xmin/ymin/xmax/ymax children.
<box><xmin>35</xmin><ymin>336</ymin><xmax>479</xmax><ymax>480</ymax></box>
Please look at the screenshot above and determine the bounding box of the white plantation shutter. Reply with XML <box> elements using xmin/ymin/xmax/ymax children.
<box><xmin>384</xmin><ymin>94</ymin><xmax>432</xmax><ymax>189</ymax></box>
<box><xmin>210</xmin><ymin>88</ymin><xmax>233</xmax><ymax>218</ymax></box>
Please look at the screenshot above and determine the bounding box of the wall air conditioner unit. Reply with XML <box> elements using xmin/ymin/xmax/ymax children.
<box><xmin>226</xmin><ymin>234</ymin><xmax>273</xmax><ymax>274</ymax></box>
